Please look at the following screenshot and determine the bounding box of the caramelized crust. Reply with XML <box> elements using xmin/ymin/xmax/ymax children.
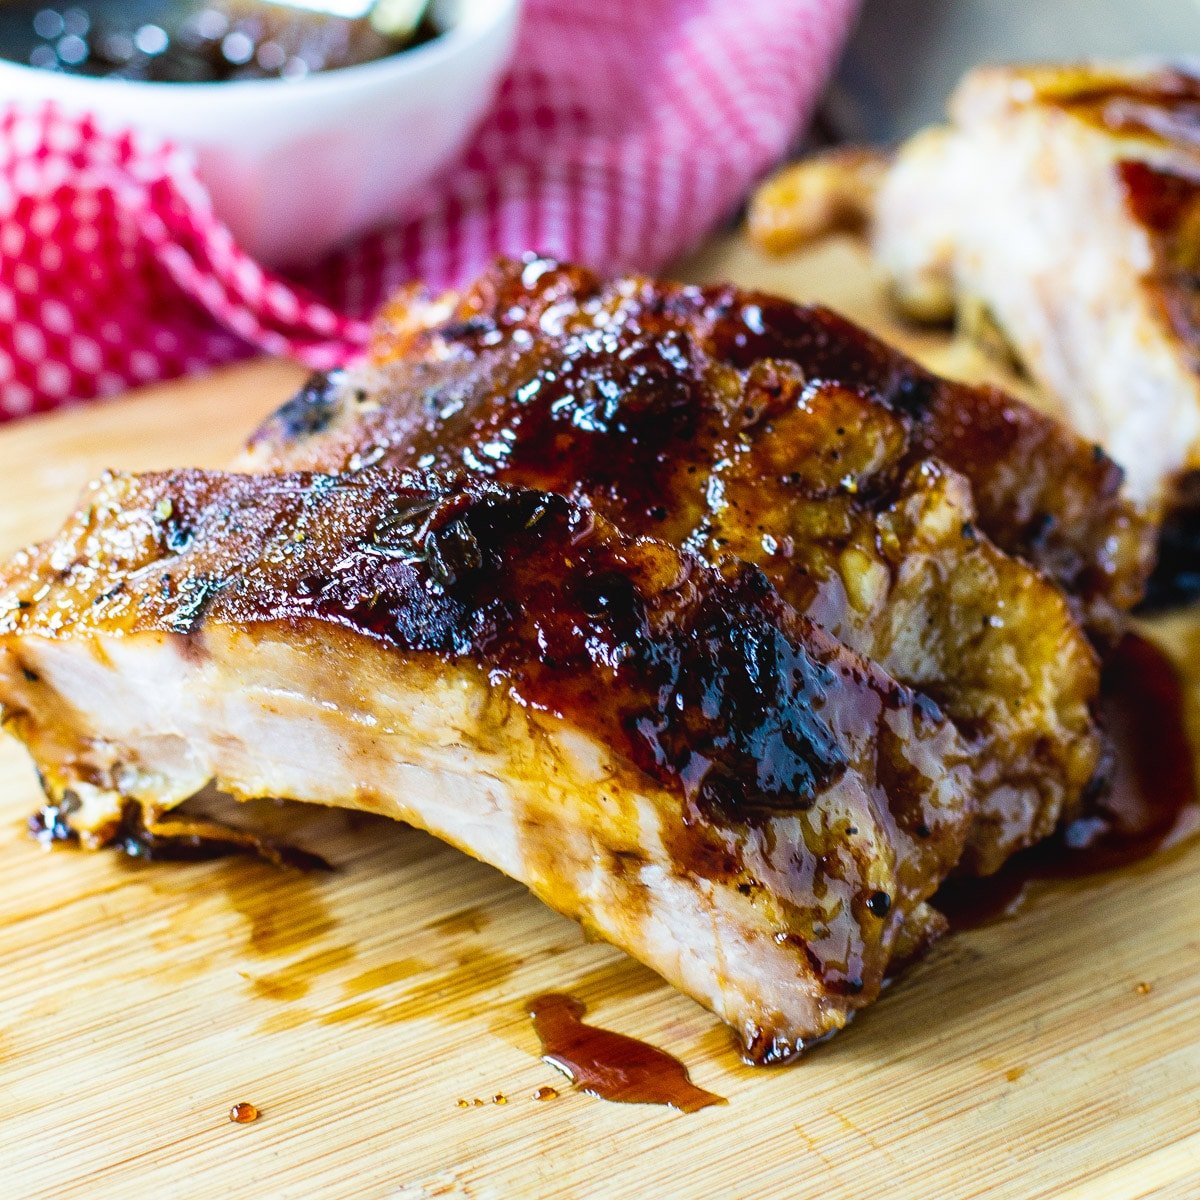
<box><xmin>242</xmin><ymin>257</ymin><xmax>1113</xmax><ymax>870</ymax></box>
<box><xmin>0</xmin><ymin>256</ymin><xmax>1150</xmax><ymax>1050</ymax></box>
<box><xmin>345</xmin><ymin>258</ymin><xmax>1142</xmax><ymax>633</ymax></box>
<box><xmin>246</xmin><ymin>257</ymin><xmax>1148</xmax><ymax>637</ymax></box>
<box><xmin>0</xmin><ymin>468</ymin><xmax>976</xmax><ymax>1055</ymax></box>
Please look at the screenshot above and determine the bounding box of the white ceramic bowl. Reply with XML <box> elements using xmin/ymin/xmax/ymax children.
<box><xmin>0</xmin><ymin>0</ymin><xmax>521</xmax><ymax>267</ymax></box>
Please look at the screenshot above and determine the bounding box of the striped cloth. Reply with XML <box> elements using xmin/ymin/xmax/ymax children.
<box><xmin>0</xmin><ymin>0</ymin><xmax>856</xmax><ymax>418</ymax></box>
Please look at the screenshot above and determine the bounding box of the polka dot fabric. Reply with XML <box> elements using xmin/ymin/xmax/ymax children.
<box><xmin>0</xmin><ymin>0</ymin><xmax>856</xmax><ymax>420</ymax></box>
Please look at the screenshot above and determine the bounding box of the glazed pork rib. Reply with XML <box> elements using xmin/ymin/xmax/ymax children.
<box><xmin>0</xmin><ymin>261</ymin><xmax>1154</xmax><ymax>1053</ymax></box>
<box><xmin>240</xmin><ymin>259</ymin><xmax>1144</xmax><ymax>870</ymax></box>
<box><xmin>0</xmin><ymin>467</ymin><xmax>975</xmax><ymax>1061</ymax></box>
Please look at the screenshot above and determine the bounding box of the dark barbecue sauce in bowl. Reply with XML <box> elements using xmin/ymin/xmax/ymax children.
<box><xmin>0</xmin><ymin>2</ymin><xmax>440</xmax><ymax>83</ymax></box>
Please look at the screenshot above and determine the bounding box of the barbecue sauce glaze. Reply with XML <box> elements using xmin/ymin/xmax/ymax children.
<box><xmin>937</xmin><ymin>632</ymin><xmax>1198</xmax><ymax>929</ymax></box>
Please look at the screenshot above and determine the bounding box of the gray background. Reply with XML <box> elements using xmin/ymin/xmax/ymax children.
<box><xmin>826</xmin><ymin>0</ymin><xmax>1200</xmax><ymax>142</ymax></box>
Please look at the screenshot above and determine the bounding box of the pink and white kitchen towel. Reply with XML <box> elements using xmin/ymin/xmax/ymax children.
<box><xmin>0</xmin><ymin>0</ymin><xmax>857</xmax><ymax>418</ymax></box>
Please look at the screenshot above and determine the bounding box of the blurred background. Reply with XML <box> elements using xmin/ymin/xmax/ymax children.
<box><xmin>0</xmin><ymin>0</ymin><xmax>1195</xmax><ymax>416</ymax></box>
<box><xmin>827</xmin><ymin>0</ymin><xmax>1200</xmax><ymax>141</ymax></box>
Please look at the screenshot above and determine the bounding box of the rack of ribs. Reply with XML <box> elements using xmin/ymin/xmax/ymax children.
<box><xmin>0</xmin><ymin>258</ymin><xmax>1155</xmax><ymax>1059</ymax></box>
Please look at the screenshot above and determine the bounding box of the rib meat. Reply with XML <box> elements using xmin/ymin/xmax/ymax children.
<box><xmin>239</xmin><ymin>258</ymin><xmax>1126</xmax><ymax>869</ymax></box>
<box><xmin>870</xmin><ymin>61</ymin><xmax>1200</xmax><ymax>516</ymax></box>
<box><xmin>0</xmin><ymin>467</ymin><xmax>975</xmax><ymax>1061</ymax></box>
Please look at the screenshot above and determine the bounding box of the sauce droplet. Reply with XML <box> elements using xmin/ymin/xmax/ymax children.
<box><xmin>937</xmin><ymin>634</ymin><xmax>1199</xmax><ymax>930</ymax></box>
<box><xmin>532</xmin><ymin>1086</ymin><xmax>559</xmax><ymax>1102</ymax></box>
<box><xmin>527</xmin><ymin>993</ymin><xmax>725</xmax><ymax>1112</ymax></box>
<box><xmin>229</xmin><ymin>1102</ymin><xmax>259</xmax><ymax>1124</ymax></box>
<box><xmin>1135</xmin><ymin>981</ymin><xmax>1152</xmax><ymax>996</ymax></box>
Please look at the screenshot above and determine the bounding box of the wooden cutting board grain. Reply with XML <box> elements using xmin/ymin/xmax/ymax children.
<box><xmin>1</xmin><ymin>239</ymin><xmax>1199</xmax><ymax>1200</ymax></box>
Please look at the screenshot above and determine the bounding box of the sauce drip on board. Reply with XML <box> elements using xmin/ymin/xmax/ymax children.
<box><xmin>936</xmin><ymin>633</ymin><xmax>1199</xmax><ymax>929</ymax></box>
<box><xmin>527</xmin><ymin>993</ymin><xmax>725</xmax><ymax>1113</ymax></box>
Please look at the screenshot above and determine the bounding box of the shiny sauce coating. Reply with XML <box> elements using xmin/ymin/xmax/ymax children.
<box><xmin>937</xmin><ymin>633</ymin><xmax>1198</xmax><ymax>929</ymax></box>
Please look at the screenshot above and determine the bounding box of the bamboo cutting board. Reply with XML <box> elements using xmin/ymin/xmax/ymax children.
<box><xmin>1</xmin><ymin>237</ymin><xmax>1199</xmax><ymax>1200</ymax></box>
